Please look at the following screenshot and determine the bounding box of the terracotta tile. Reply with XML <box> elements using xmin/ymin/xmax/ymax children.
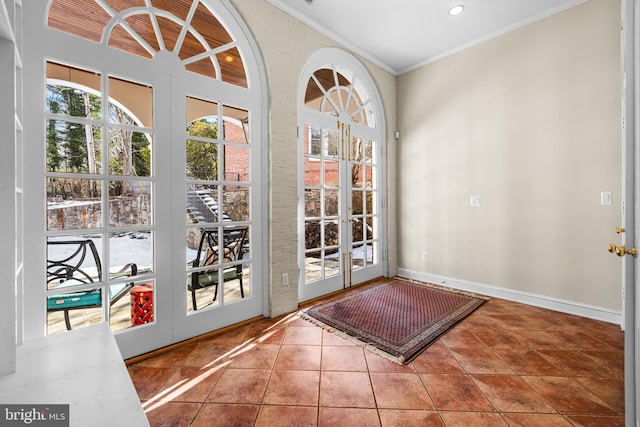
<box><xmin>321</xmin><ymin>345</ymin><xmax>367</xmax><ymax>371</ymax></box>
<box><xmin>492</xmin><ymin>349</ymin><xmax>565</xmax><ymax>376</ymax></box>
<box><xmin>422</xmin><ymin>374</ymin><xmax>494</xmax><ymax>411</ymax></box>
<box><xmin>364</xmin><ymin>350</ymin><xmax>415</xmax><ymax>373</ymax></box>
<box><xmin>469</xmin><ymin>327</ymin><xmax>527</xmax><ymax>349</ymax></box>
<box><xmin>475</xmin><ymin>299</ymin><xmax>518</xmax><ymax>315</ymax></box>
<box><xmin>544</xmin><ymin>330</ymin><xmax>618</xmax><ymax>351</ymax></box>
<box><xmin>439</xmin><ymin>327</ymin><xmax>486</xmax><ymax>348</ymax></box>
<box><xmin>229</xmin><ymin>343</ymin><xmax>279</xmax><ymax>369</ymax></box>
<box><xmin>370</xmin><ymin>372</ymin><xmax>434</xmax><ymax>410</ymax></box>
<box><xmin>129</xmin><ymin>366</ymin><xmax>177</xmax><ymax>401</ymax></box>
<box><xmin>574</xmin><ymin>377</ymin><xmax>625</xmax><ymax>414</ymax></box>
<box><xmin>289</xmin><ymin>316</ymin><xmax>319</xmax><ymax>327</ymax></box>
<box><xmin>378</xmin><ymin>409</ymin><xmax>443</xmax><ymax>427</ymax></box>
<box><xmin>460</xmin><ymin>312</ymin><xmax>501</xmax><ymax>329</ymax></box>
<box><xmin>524</xmin><ymin>376</ymin><xmax>617</xmax><ymax>415</ymax></box>
<box><xmin>516</xmin><ymin>330</ymin><xmax>570</xmax><ymax>350</ymax></box>
<box><xmin>502</xmin><ymin>413</ymin><xmax>573</xmax><ymax>426</ymax></box>
<box><xmin>207</xmin><ymin>368</ymin><xmax>270</xmax><ymax>404</ymax></box>
<box><xmin>319</xmin><ymin>408</ymin><xmax>379</xmax><ymax>427</ymax></box>
<box><xmin>582</xmin><ymin>326</ymin><xmax>624</xmax><ymax>350</ymax></box>
<box><xmin>144</xmin><ymin>402</ymin><xmax>201</xmax><ymax>427</ymax></box>
<box><xmin>192</xmin><ymin>403</ymin><xmax>259</xmax><ymax>427</ymax></box>
<box><xmin>275</xmin><ymin>345</ymin><xmax>322</xmax><ymax>370</ymax></box>
<box><xmin>155</xmin><ymin>366</ymin><xmax>224</xmax><ymax>402</ymax></box>
<box><xmin>256</xmin><ymin>406</ymin><xmax>318</xmax><ymax>427</ymax></box>
<box><xmin>263</xmin><ymin>370</ymin><xmax>320</xmax><ymax>406</ymax></box>
<box><xmin>565</xmin><ymin>415</ymin><xmax>626</xmax><ymax>427</ymax></box>
<box><xmin>488</xmin><ymin>314</ymin><xmax>538</xmax><ymax>330</ymax></box>
<box><xmin>283</xmin><ymin>326</ymin><xmax>324</xmax><ymax>345</ymax></box>
<box><xmin>449</xmin><ymin>348</ymin><xmax>514</xmax><ymax>374</ymax></box>
<box><xmin>134</xmin><ymin>344</ymin><xmax>197</xmax><ymax>368</ymax></box>
<box><xmin>248</xmin><ymin>324</ymin><xmax>287</xmax><ymax>345</ymax></box>
<box><xmin>412</xmin><ymin>342</ymin><xmax>464</xmax><ymax>374</ymax></box>
<box><xmin>581</xmin><ymin>351</ymin><xmax>624</xmax><ymax>377</ymax></box>
<box><xmin>319</xmin><ymin>371</ymin><xmax>375</xmax><ymax>408</ymax></box>
<box><xmin>537</xmin><ymin>350</ymin><xmax>619</xmax><ymax>377</ymax></box>
<box><xmin>181</xmin><ymin>341</ymin><xmax>236</xmax><ymax>368</ymax></box>
<box><xmin>439</xmin><ymin>411</ymin><xmax>508</xmax><ymax>426</ymax></box>
<box><xmin>472</xmin><ymin>375</ymin><xmax>556</xmax><ymax>413</ymax></box>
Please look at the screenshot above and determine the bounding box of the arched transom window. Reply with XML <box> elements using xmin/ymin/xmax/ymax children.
<box><xmin>47</xmin><ymin>0</ymin><xmax>248</xmax><ymax>87</ymax></box>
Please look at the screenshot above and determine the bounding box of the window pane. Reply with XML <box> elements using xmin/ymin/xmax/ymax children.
<box><xmin>305</xmin><ymin>189</ymin><xmax>321</xmax><ymax>217</ymax></box>
<box><xmin>187</xmin><ymin>96</ymin><xmax>218</xmax><ymax>124</ymax></box>
<box><xmin>186</xmin><ymin>138</ymin><xmax>219</xmax><ymax>181</ymax></box>
<box><xmin>224</xmin><ymin>146</ymin><xmax>249</xmax><ymax>182</ymax></box>
<box><xmin>46</xmin><ymin>62</ymin><xmax>102</xmax><ymax>119</ymax></box>
<box><xmin>108</xmin><ymin>76</ymin><xmax>152</xmax><ymax>128</ymax></box>
<box><xmin>223</xmin><ymin>105</ymin><xmax>249</xmax><ymax>144</ymax></box>
<box><xmin>109</xmin><ymin>129</ymin><xmax>152</xmax><ymax>177</ymax></box>
<box><xmin>187</xmin><ymin>184</ymin><xmax>223</xmax><ymax>224</ymax></box>
<box><xmin>223</xmin><ymin>185</ymin><xmax>249</xmax><ymax>222</ymax></box>
<box><xmin>47</xmin><ymin>178</ymin><xmax>102</xmax><ymax>231</ymax></box>
<box><xmin>109</xmin><ymin>231</ymin><xmax>152</xmax><ymax>278</ymax></box>
<box><xmin>47</xmin><ymin>235</ymin><xmax>102</xmax><ymax>290</ymax></box>
<box><xmin>324</xmin><ymin>129</ymin><xmax>340</xmax><ymax>159</ymax></box>
<box><xmin>108</xmin><ymin>180</ymin><xmax>152</xmax><ymax>227</ymax></box>
<box><xmin>46</xmin><ymin>119</ymin><xmax>101</xmax><ymax>174</ymax></box>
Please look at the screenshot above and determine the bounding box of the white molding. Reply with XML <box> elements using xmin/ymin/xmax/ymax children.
<box><xmin>397</xmin><ymin>268</ymin><xmax>622</xmax><ymax>326</ymax></box>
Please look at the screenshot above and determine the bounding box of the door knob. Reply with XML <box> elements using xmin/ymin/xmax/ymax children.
<box><xmin>616</xmin><ymin>227</ymin><xmax>625</xmax><ymax>234</ymax></box>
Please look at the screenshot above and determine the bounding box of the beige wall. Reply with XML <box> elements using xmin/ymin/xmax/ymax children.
<box><xmin>231</xmin><ymin>0</ymin><xmax>398</xmax><ymax>316</ymax></box>
<box><xmin>397</xmin><ymin>0</ymin><xmax>622</xmax><ymax>311</ymax></box>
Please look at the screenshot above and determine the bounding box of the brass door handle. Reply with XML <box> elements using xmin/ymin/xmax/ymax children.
<box><xmin>616</xmin><ymin>227</ymin><xmax>625</xmax><ymax>234</ymax></box>
<box><xmin>609</xmin><ymin>244</ymin><xmax>637</xmax><ymax>257</ymax></box>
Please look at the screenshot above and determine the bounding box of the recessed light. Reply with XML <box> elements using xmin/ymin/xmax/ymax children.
<box><xmin>448</xmin><ymin>5</ymin><xmax>465</xmax><ymax>16</ymax></box>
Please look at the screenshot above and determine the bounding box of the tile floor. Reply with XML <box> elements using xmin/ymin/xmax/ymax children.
<box><xmin>128</xmin><ymin>280</ymin><xmax>625</xmax><ymax>426</ymax></box>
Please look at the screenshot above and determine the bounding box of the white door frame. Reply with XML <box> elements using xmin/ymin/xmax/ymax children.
<box><xmin>622</xmin><ymin>0</ymin><xmax>639</xmax><ymax>424</ymax></box>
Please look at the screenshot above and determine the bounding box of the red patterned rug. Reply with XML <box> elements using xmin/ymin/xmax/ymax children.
<box><xmin>299</xmin><ymin>278</ymin><xmax>487</xmax><ymax>364</ymax></box>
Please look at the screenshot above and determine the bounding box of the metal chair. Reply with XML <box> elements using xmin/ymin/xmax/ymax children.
<box><xmin>188</xmin><ymin>226</ymin><xmax>248</xmax><ymax>310</ymax></box>
<box><xmin>47</xmin><ymin>239</ymin><xmax>137</xmax><ymax>330</ymax></box>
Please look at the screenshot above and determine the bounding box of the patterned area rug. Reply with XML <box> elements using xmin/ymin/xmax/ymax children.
<box><xmin>299</xmin><ymin>278</ymin><xmax>488</xmax><ymax>364</ymax></box>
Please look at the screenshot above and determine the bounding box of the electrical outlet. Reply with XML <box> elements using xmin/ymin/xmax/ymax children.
<box><xmin>422</xmin><ymin>251</ymin><xmax>428</xmax><ymax>261</ymax></box>
<box><xmin>282</xmin><ymin>272</ymin><xmax>289</xmax><ymax>286</ymax></box>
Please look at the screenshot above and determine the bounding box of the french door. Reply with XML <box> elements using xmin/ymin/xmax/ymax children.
<box><xmin>299</xmin><ymin>110</ymin><xmax>383</xmax><ymax>301</ymax></box>
<box><xmin>24</xmin><ymin>0</ymin><xmax>265</xmax><ymax>359</ymax></box>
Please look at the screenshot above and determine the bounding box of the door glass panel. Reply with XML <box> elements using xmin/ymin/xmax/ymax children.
<box><xmin>305</xmin><ymin>189</ymin><xmax>321</xmax><ymax>217</ymax></box>
<box><xmin>45</xmin><ymin>62</ymin><xmax>154</xmax><ymax>335</ymax></box>
<box><xmin>109</xmin><ymin>231</ymin><xmax>153</xmax><ymax>278</ymax></box>
<box><xmin>108</xmin><ymin>130</ymin><xmax>152</xmax><ymax>176</ymax></box>
<box><xmin>322</xmin><ymin>252</ymin><xmax>341</xmax><ymax>278</ymax></box>
<box><xmin>224</xmin><ymin>146</ymin><xmax>250</xmax><ymax>182</ymax></box>
<box><xmin>324</xmin><ymin>160</ymin><xmax>339</xmax><ymax>186</ymax></box>
<box><xmin>223</xmin><ymin>105</ymin><xmax>248</xmax><ymax>144</ymax></box>
<box><xmin>223</xmin><ymin>184</ymin><xmax>250</xmax><ymax>222</ymax></box>
<box><xmin>47</xmin><ymin>178</ymin><xmax>102</xmax><ymax>230</ymax></box>
<box><xmin>325</xmin><ymin>190</ymin><xmax>339</xmax><ymax>217</ymax></box>
<box><xmin>46</xmin><ymin>120</ymin><xmax>102</xmax><ymax>174</ymax></box>
<box><xmin>186</xmin><ymin>95</ymin><xmax>252</xmax><ymax>314</ymax></box>
<box><xmin>108</xmin><ymin>77</ymin><xmax>152</xmax><ymax>127</ymax></box>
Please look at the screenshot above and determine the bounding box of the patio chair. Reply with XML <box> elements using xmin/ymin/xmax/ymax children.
<box><xmin>47</xmin><ymin>239</ymin><xmax>138</xmax><ymax>330</ymax></box>
<box><xmin>188</xmin><ymin>225</ymin><xmax>248</xmax><ymax>310</ymax></box>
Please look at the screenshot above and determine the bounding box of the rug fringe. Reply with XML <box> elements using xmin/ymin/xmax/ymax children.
<box><xmin>297</xmin><ymin>311</ymin><xmax>405</xmax><ymax>365</ymax></box>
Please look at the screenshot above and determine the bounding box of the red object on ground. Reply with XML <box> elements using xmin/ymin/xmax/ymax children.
<box><xmin>130</xmin><ymin>284</ymin><xmax>153</xmax><ymax>326</ymax></box>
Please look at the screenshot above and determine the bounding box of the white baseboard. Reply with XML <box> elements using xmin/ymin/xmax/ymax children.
<box><xmin>397</xmin><ymin>268</ymin><xmax>622</xmax><ymax>326</ymax></box>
